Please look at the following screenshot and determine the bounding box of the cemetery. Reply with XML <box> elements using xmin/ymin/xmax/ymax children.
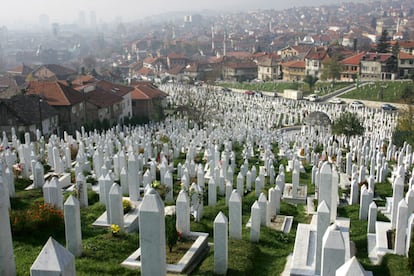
<box><xmin>1</xmin><ymin>83</ymin><xmax>414</xmax><ymax>275</ymax></box>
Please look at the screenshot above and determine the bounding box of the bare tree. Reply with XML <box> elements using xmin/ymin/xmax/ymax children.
<box><xmin>170</xmin><ymin>85</ymin><xmax>220</xmax><ymax>128</ymax></box>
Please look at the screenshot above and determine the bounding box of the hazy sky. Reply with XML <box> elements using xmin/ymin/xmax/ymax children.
<box><xmin>1</xmin><ymin>0</ymin><xmax>348</xmax><ymax>26</ymax></box>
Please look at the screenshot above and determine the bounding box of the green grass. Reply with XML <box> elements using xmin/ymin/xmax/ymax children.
<box><xmin>219</xmin><ymin>81</ymin><xmax>350</xmax><ymax>95</ymax></box>
<box><xmin>9</xmin><ymin>140</ymin><xmax>414</xmax><ymax>276</ymax></box>
<box><xmin>341</xmin><ymin>81</ymin><xmax>414</xmax><ymax>103</ymax></box>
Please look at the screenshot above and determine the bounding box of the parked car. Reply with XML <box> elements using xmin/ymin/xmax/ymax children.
<box><xmin>381</xmin><ymin>103</ymin><xmax>397</xmax><ymax>111</ymax></box>
<box><xmin>244</xmin><ymin>90</ymin><xmax>255</xmax><ymax>95</ymax></box>
<box><xmin>308</xmin><ymin>94</ymin><xmax>319</xmax><ymax>102</ymax></box>
<box><xmin>328</xmin><ymin>98</ymin><xmax>344</xmax><ymax>104</ymax></box>
<box><xmin>349</xmin><ymin>101</ymin><xmax>365</xmax><ymax>109</ymax></box>
<box><xmin>221</xmin><ymin>87</ymin><xmax>232</xmax><ymax>93</ymax></box>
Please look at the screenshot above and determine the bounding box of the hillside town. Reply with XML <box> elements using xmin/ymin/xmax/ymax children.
<box><xmin>0</xmin><ymin>0</ymin><xmax>413</xmax><ymax>138</ymax></box>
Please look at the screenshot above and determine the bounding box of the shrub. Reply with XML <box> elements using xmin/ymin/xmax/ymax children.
<box><xmin>123</xmin><ymin>199</ymin><xmax>132</xmax><ymax>214</ymax></box>
<box><xmin>165</xmin><ymin>215</ymin><xmax>178</xmax><ymax>252</ymax></box>
<box><xmin>11</xmin><ymin>202</ymin><xmax>64</xmax><ymax>236</ymax></box>
<box><xmin>408</xmin><ymin>227</ymin><xmax>414</xmax><ymax>272</ymax></box>
<box><xmin>88</xmin><ymin>190</ymin><xmax>100</xmax><ymax>205</ymax></box>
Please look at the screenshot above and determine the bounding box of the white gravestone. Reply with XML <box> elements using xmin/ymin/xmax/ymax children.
<box><xmin>250</xmin><ymin>200</ymin><xmax>261</xmax><ymax>242</ymax></box>
<box><xmin>0</xmin><ymin>182</ymin><xmax>15</xmax><ymax>275</ymax></box>
<box><xmin>64</xmin><ymin>195</ymin><xmax>82</xmax><ymax>257</ymax></box>
<box><xmin>30</xmin><ymin>237</ymin><xmax>75</xmax><ymax>276</ymax></box>
<box><xmin>138</xmin><ymin>188</ymin><xmax>166</xmax><ymax>276</ymax></box>
<box><xmin>229</xmin><ymin>190</ymin><xmax>242</xmax><ymax>240</ymax></box>
<box><xmin>321</xmin><ymin>224</ymin><xmax>346</xmax><ymax>276</ymax></box>
<box><xmin>395</xmin><ymin>199</ymin><xmax>408</xmax><ymax>255</ymax></box>
<box><xmin>214</xmin><ymin>212</ymin><xmax>228</xmax><ymax>275</ymax></box>
<box><xmin>176</xmin><ymin>189</ymin><xmax>190</xmax><ymax>235</ymax></box>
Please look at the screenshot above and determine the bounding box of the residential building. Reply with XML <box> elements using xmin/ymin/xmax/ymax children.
<box><xmin>222</xmin><ymin>61</ymin><xmax>258</xmax><ymax>82</ymax></box>
<box><xmin>95</xmin><ymin>80</ymin><xmax>133</xmax><ymax>122</ymax></box>
<box><xmin>166</xmin><ymin>52</ymin><xmax>188</xmax><ymax>69</ymax></box>
<box><xmin>83</xmin><ymin>87</ymin><xmax>123</xmax><ymax>126</ymax></box>
<box><xmin>305</xmin><ymin>46</ymin><xmax>329</xmax><ymax>79</ymax></box>
<box><xmin>340</xmin><ymin>52</ymin><xmax>365</xmax><ymax>81</ymax></box>
<box><xmin>257</xmin><ymin>54</ymin><xmax>281</xmax><ymax>81</ymax></box>
<box><xmin>0</xmin><ymin>94</ymin><xmax>58</xmax><ymax>138</ymax></box>
<box><xmin>281</xmin><ymin>60</ymin><xmax>306</xmax><ymax>81</ymax></box>
<box><xmin>360</xmin><ymin>52</ymin><xmax>397</xmax><ymax>80</ymax></box>
<box><xmin>29</xmin><ymin>64</ymin><xmax>78</xmax><ymax>81</ymax></box>
<box><xmin>398</xmin><ymin>52</ymin><xmax>414</xmax><ymax>78</ymax></box>
<box><xmin>0</xmin><ymin>75</ymin><xmax>25</xmax><ymax>99</ymax></box>
<box><xmin>25</xmin><ymin>81</ymin><xmax>86</xmax><ymax>135</ymax></box>
<box><xmin>130</xmin><ymin>82</ymin><xmax>168</xmax><ymax>121</ymax></box>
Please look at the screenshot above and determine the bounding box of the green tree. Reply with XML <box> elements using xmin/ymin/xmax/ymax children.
<box><xmin>303</xmin><ymin>75</ymin><xmax>319</xmax><ymax>93</ymax></box>
<box><xmin>393</xmin><ymin>85</ymin><xmax>414</xmax><ymax>147</ymax></box>
<box><xmin>321</xmin><ymin>54</ymin><xmax>344</xmax><ymax>83</ymax></box>
<box><xmin>332</xmin><ymin>112</ymin><xmax>364</xmax><ymax>138</ymax></box>
<box><xmin>376</xmin><ymin>30</ymin><xmax>390</xmax><ymax>53</ymax></box>
<box><xmin>165</xmin><ymin>215</ymin><xmax>178</xmax><ymax>253</ymax></box>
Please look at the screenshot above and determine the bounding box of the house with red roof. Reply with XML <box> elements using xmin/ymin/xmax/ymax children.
<box><xmin>305</xmin><ymin>46</ymin><xmax>329</xmax><ymax>79</ymax></box>
<box><xmin>130</xmin><ymin>82</ymin><xmax>168</xmax><ymax>121</ymax></box>
<box><xmin>166</xmin><ymin>53</ymin><xmax>188</xmax><ymax>69</ymax></box>
<box><xmin>82</xmin><ymin>87</ymin><xmax>123</xmax><ymax>127</ymax></box>
<box><xmin>7</xmin><ymin>63</ymin><xmax>33</xmax><ymax>77</ymax></box>
<box><xmin>0</xmin><ymin>94</ymin><xmax>58</xmax><ymax>138</ymax></box>
<box><xmin>25</xmin><ymin>81</ymin><xmax>86</xmax><ymax>135</ymax></box>
<box><xmin>398</xmin><ymin>52</ymin><xmax>414</xmax><ymax>78</ymax></box>
<box><xmin>222</xmin><ymin>61</ymin><xmax>257</xmax><ymax>82</ymax></box>
<box><xmin>257</xmin><ymin>53</ymin><xmax>281</xmax><ymax>81</ymax></box>
<box><xmin>29</xmin><ymin>64</ymin><xmax>77</xmax><ymax>81</ymax></box>
<box><xmin>340</xmin><ymin>52</ymin><xmax>366</xmax><ymax>81</ymax></box>
<box><xmin>95</xmin><ymin>80</ymin><xmax>134</xmax><ymax>122</ymax></box>
<box><xmin>281</xmin><ymin>60</ymin><xmax>306</xmax><ymax>81</ymax></box>
<box><xmin>359</xmin><ymin>52</ymin><xmax>397</xmax><ymax>80</ymax></box>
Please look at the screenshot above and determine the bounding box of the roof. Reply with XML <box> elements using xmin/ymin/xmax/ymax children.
<box><xmin>167</xmin><ymin>52</ymin><xmax>187</xmax><ymax>59</ymax></box>
<box><xmin>340</xmin><ymin>52</ymin><xmax>366</xmax><ymax>65</ymax></box>
<box><xmin>399</xmin><ymin>52</ymin><xmax>414</xmax><ymax>60</ymax></box>
<box><xmin>305</xmin><ymin>47</ymin><xmax>329</xmax><ymax>60</ymax></box>
<box><xmin>71</xmin><ymin>74</ymin><xmax>97</xmax><ymax>86</ymax></box>
<box><xmin>167</xmin><ymin>65</ymin><xmax>185</xmax><ymax>75</ymax></box>
<box><xmin>281</xmin><ymin>60</ymin><xmax>306</xmax><ymax>69</ymax></box>
<box><xmin>95</xmin><ymin>80</ymin><xmax>134</xmax><ymax>97</ymax></box>
<box><xmin>131</xmin><ymin>82</ymin><xmax>168</xmax><ymax>101</ymax></box>
<box><xmin>7</xmin><ymin>63</ymin><xmax>32</xmax><ymax>76</ymax></box>
<box><xmin>224</xmin><ymin>61</ymin><xmax>257</xmax><ymax>69</ymax></box>
<box><xmin>1</xmin><ymin>94</ymin><xmax>57</xmax><ymax>125</ymax></box>
<box><xmin>137</xmin><ymin>67</ymin><xmax>155</xmax><ymax>76</ymax></box>
<box><xmin>398</xmin><ymin>41</ymin><xmax>414</xmax><ymax>49</ymax></box>
<box><xmin>257</xmin><ymin>54</ymin><xmax>279</xmax><ymax>67</ymax></box>
<box><xmin>26</xmin><ymin>81</ymin><xmax>85</xmax><ymax>106</ymax></box>
<box><xmin>85</xmin><ymin>87</ymin><xmax>123</xmax><ymax>108</ymax></box>
<box><xmin>225</xmin><ymin>51</ymin><xmax>253</xmax><ymax>59</ymax></box>
<box><xmin>35</xmin><ymin>64</ymin><xmax>77</xmax><ymax>79</ymax></box>
<box><xmin>360</xmin><ymin>52</ymin><xmax>393</xmax><ymax>62</ymax></box>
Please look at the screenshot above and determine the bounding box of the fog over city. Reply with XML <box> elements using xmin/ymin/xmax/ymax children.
<box><xmin>2</xmin><ymin>0</ymin><xmax>363</xmax><ymax>27</ymax></box>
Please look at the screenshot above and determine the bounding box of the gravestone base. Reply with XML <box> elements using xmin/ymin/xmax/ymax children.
<box><xmin>367</xmin><ymin>221</ymin><xmax>393</xmax><ymax>265</ymax></box>
<box><xmin>92</xmin><ymin>198</ymin><xmax>141</xmax><ymax>233</ymax></box>
<box><xmin>282</xmin><ymin>183</ymin><xmax>307</xmax><ymax>204</ymax></box>
<box><xmin>377</xmin><ymin>197</ymin><xmax>392</xmax><ymax>221</ymax></box>
<box><xmin>121</xmin><ymin>231</ymin><xmax>209</xmax><ymax>275</ymax></box>
<box><xmin>25</xmin><ymin>172</ymin><xmax>71</xmax><ymax>190</ymax></box>
<box><xmin>246</xmin><ymin>215</ymin><xmax>293</xmax><ymax>233</ymax></box>
<box><xmin>289</xmin><ymin>217</ymin><xmax>351</xmax><ymax>275</ymax></box>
